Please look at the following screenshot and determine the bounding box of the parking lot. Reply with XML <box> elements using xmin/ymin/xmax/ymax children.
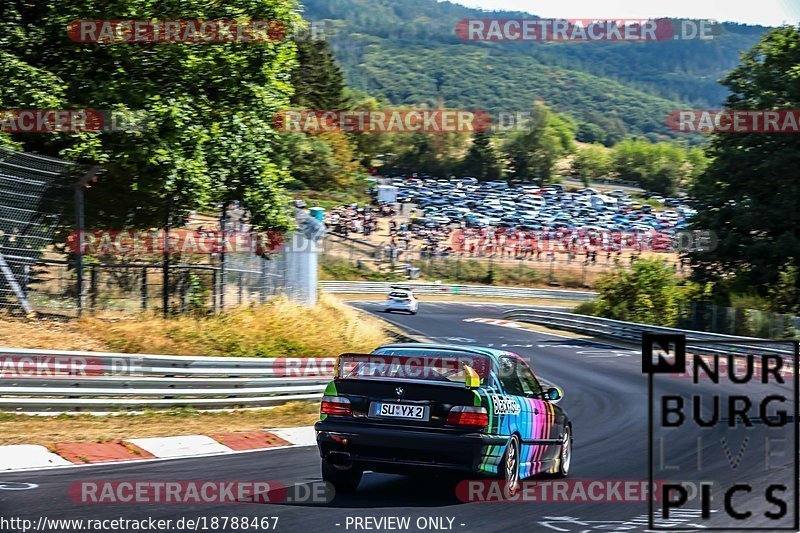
<box><xmin>393</xmin><ymin>177</ymin><xmax>693</xmax><ymax>235</ymax></box>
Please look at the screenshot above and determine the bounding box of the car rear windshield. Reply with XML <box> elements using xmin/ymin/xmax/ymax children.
<box><xmin>336</xmin><ymin>349</ymin><xmax>491</xmax><ymax>385</ymax></box>
<box><xmin>388</xmin><ymin>291</ymin><xmax>410</xmax><ymax>298</ymax></box>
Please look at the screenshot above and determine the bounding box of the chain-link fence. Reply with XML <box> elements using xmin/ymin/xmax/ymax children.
<box><xmin>0</xmin><ymin>148</ymin><xmax>323</xmax><ymax>317</ymax></box>
<box><xmin>319</xmin><ymin>233</ymin><xmax>688</xmax><ymax>289</ymax></box>
<box><xmin>0</xmin><ymin>147</ymin><xmax>81</xmax><ymax>316</ymax></box>
<box><xmin>29</xmin><ymin>259</ymin><xmax>287</xmax><ymax>317</ymax></box>
<box><xmin>677</xmin><ymin>301</ymin><xmax>800</xmax><ymax>339</ymax></box>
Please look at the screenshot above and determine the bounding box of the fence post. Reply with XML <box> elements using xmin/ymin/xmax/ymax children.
<box><xmin>141</xmin><ymin>266</ymin><xmax>148</xmax><ymax>311</ymax></box>
<box><xmin>211</xmin><ymin>269</ymin><xmax>218</xmax><ymax>313</ymax></box>
<box><xmin>219</xmin><ymin>201</ymin><xmax>228</xmax><ymax>311</ymax></box>
<box><xmin>162</xmin><ymin>195</ymin><xmax>172</xmax><ymax>317</ymax></box>
<box><xmin>89</xmin><ymin>265</ymin><xmax>98</xmax><ymax>313</ymax></box>
<box><xmin>238</xmin><ymin>272</ymin><xmax>244</xmax><ymax>306</ymax></box>
<box><xmin>180</xmin><ymin>269</ymin><xmax>188</xmax><ymax>313</ymax></box>
<box><xmin>260</xmin><ymin>259</ymin><xmax>267</xmax><ymax>304</ymax></box>
<box><xmin>711</xmin><ymin>304</ymin><xmax>718</xmax><ymax>332</ymax></box>
<box><xmin>73</xmin><ymin>166</ymin><xmax>99</xmax><ymax>317</ymax></box>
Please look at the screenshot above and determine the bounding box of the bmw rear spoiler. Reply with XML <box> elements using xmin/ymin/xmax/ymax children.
<box><xmin>334</xmin><ymin>352</ymin><xmax>485</xmax><ymax>389</ymax></box>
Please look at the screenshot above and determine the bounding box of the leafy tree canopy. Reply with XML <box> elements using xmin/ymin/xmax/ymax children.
<box><xmin>689</xmin><ymin>24</ymin><xmax>800</xmax><ymax>295</ymax></box>
<box><xmin>0</xmin><ymin>0</ymin><xmax>301</xmax><ymax>230</ymax></box>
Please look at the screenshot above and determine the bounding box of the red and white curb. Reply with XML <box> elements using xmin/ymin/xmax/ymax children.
<box><xmin>0</xmin><ymin>426</ymin><xmax>316</xmax><ymax>472</ymax></box>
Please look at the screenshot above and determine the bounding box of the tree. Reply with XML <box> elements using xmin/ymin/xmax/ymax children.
<box><xmin>610</xmin><ymin>139</ymin><xmax>704</xmax><ymax>195</ymax></box>
<box><xmin>282</xmin><ymin>131</ymin><xmax>361</xmax><ymax>190</ymax></box>
<box><xmin>689</xmin><ymin>24</ymin><xmax>800</xmax><ymax>295</ymax></box>
<box><xmin>591</xmin><ymin>259</ymin><xmax>698</xmax><ymax>327</ymax></box>
<box><xmin>1</xmin><ymin>0</ymin><xmax>300</xmax><ymax>230</ymax></box>
<box><xmin>291</xmin><ymin>37</ymin><xmax>346</xmax><ymax>110</ymax></box>
<box><xmin>459</xmin><ymin>130</ymin><xmax>502</xmax><ymax>181</ymax></box>
<box><xmin>571</xmin><ymin>143</ymin><xmax>611</xmax><ymax>186</ymax></box>
<box><xmin>502</xmin><ymin>104</ymin><xmax>575</xmax><ymax>182</ymax></box>
<box><xmin>344</xmin><ymin>91</ymin><xmax>394</xmax><ymax>168</ymax></box>
<box><xmin>769</xmin><ymin>261</ymin><xmax>800</xmax><ymax>315</ymax></box>
<box><xmin>283</xmin><ymin>36</ymin><xmax>365</xmax><ymax>190</ymax></box>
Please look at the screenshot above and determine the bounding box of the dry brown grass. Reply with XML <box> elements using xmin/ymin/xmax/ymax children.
<box><xmin>0</xmin><ymin>317</ymin><xmax>111</xmax><ymax>351</ymax></box>
<box><xmin>0</xmin><ymin>402</ymin><xmax>320</xmax><ymax>446</ymax></box>
<box><xmin>0</xmin><ymin>299</ymin><xmax>386</xmax><ymax>444</ymax></box>
<box><xmin>79</xmin><ymin>295</ymin><xmax>390</xmax><ymax>357</ymax></box>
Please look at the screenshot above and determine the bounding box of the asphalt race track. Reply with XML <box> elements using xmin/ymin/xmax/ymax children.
<box><xmin>0</xmin><ymin>302</ymin><xmax>795</xmax><ymax>532</ymax></box>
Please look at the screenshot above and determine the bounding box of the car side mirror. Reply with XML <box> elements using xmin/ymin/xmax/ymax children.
<box><xmin>545</xmin><ymin>387</ymin><xmax>563</xmax><ymax>403</ymax></box>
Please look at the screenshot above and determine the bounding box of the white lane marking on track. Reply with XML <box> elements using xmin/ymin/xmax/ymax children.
<box><xmin>436</xmin><ymin>336</ymin><xmax>476</xmax><ymax>343</ymax></box>
<box><xmin>0</xmin><ymin>482</ymin><xmax>38</xmax><ymax>490</ymax></box>
<box><xmin>577</xmin><ymin>349</ymin><xmax>637</xmax><ymax>358</ymax></box>
<box><xmin>486</xmin><ymin>344</ymin><xmax>534</xmax><ymax>348</ymax></box>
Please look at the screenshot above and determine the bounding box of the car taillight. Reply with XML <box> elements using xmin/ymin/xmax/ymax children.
<box><xmin>320</xmin><ymin>395</ymin><xmax>352</xmax><ymax>416</ymax></box>
<box><xmin>446</xmin><ymin>406</ymin><xmax>489</xmax><ymax>428</ymax></box>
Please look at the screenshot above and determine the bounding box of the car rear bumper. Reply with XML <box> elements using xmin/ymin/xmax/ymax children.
<box><xmin>315</xmin><ymin>419</ymin><xmax>506</xmax><ymax>474</ymax></box>
<box><xmin>385</xmin><ymin>303</ymin><xmax>416</xmax><ymax>311</ymax></box>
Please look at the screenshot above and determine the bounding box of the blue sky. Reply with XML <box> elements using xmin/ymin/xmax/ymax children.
<box><xmin>448</xmin><ymin>0</ymin><xmax>799</xmax><ymax>26</ymax></box>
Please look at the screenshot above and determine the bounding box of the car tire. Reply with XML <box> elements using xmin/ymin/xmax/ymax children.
<box><xmin>322</xmin><ymin>461</ymin><xmax>362</xmax><ymax>494</ymax></box>
<box><xmin>555</xmin><ymin>426</ymin><xmax>572</xmax><ymax>478</ymax></box>
<box><xmin>497</xmin><ymin>435</ymin><xmax>521</xmax><ymax>496</ymax></box>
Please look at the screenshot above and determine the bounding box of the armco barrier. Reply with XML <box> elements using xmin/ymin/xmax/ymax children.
<box><xmin>0</xmin><ymin>348</ymin><xmax>334</xmax><ymax>414</ymax></box>
<box><xmin>502</xmin><ymin>309</ymin><xmax>795</xmax><ymax>357</ymax></box>
<box><xmin>320</xmin><ymin>281</ymin><xmax>596</xmax><ymax>302</ymax></box>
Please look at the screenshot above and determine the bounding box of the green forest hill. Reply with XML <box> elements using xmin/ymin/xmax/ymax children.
<box><xmin>302</xmin><ymin>0</ymin><xmax>769</xmax><ymax>143</ymax></box>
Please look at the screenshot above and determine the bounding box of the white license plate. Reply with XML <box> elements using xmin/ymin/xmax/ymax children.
<box><xmin>377</xmin><ymin>403</ymin><xmax>425</xmax><ymax>419</ymax></box>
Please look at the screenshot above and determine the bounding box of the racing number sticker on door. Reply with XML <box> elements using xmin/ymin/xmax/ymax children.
<box><xmin>491</xmin><ymin>394</ymin><xmax>521</xmax><ymax>415</ymax></box>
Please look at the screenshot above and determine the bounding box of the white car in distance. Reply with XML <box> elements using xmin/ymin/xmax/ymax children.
<box><xmin>384</xmin><ymin>289</ymin><xmax>419</xmax><ymax>315</ymax></box>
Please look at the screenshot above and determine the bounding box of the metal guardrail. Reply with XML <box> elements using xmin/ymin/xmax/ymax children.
<box><xmin>0</xmin><ymin>348</ymin><xmax>334</xmax><ymax>413</ymax></box>
<box><xmin>502</xmin><ymin>309</ymin><xmax>795</xmax><ymax>357</ymax></box>
<box><xmin>320</xmin><ymin>281</ymin><xmax>596</xmax><ymax>302</ymax></box>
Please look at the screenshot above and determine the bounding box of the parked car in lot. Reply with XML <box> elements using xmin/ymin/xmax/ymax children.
<box><xmin>316</xmin><ymin>344</ymin><xmax>573</xmax><ymax>493</ymax></box>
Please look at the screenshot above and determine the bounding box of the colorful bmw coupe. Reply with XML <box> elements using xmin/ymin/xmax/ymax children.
<box><xmin>315</xmin><ymin>343</ymin><xmax>572</xmax><ymax>493</ymax></box>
